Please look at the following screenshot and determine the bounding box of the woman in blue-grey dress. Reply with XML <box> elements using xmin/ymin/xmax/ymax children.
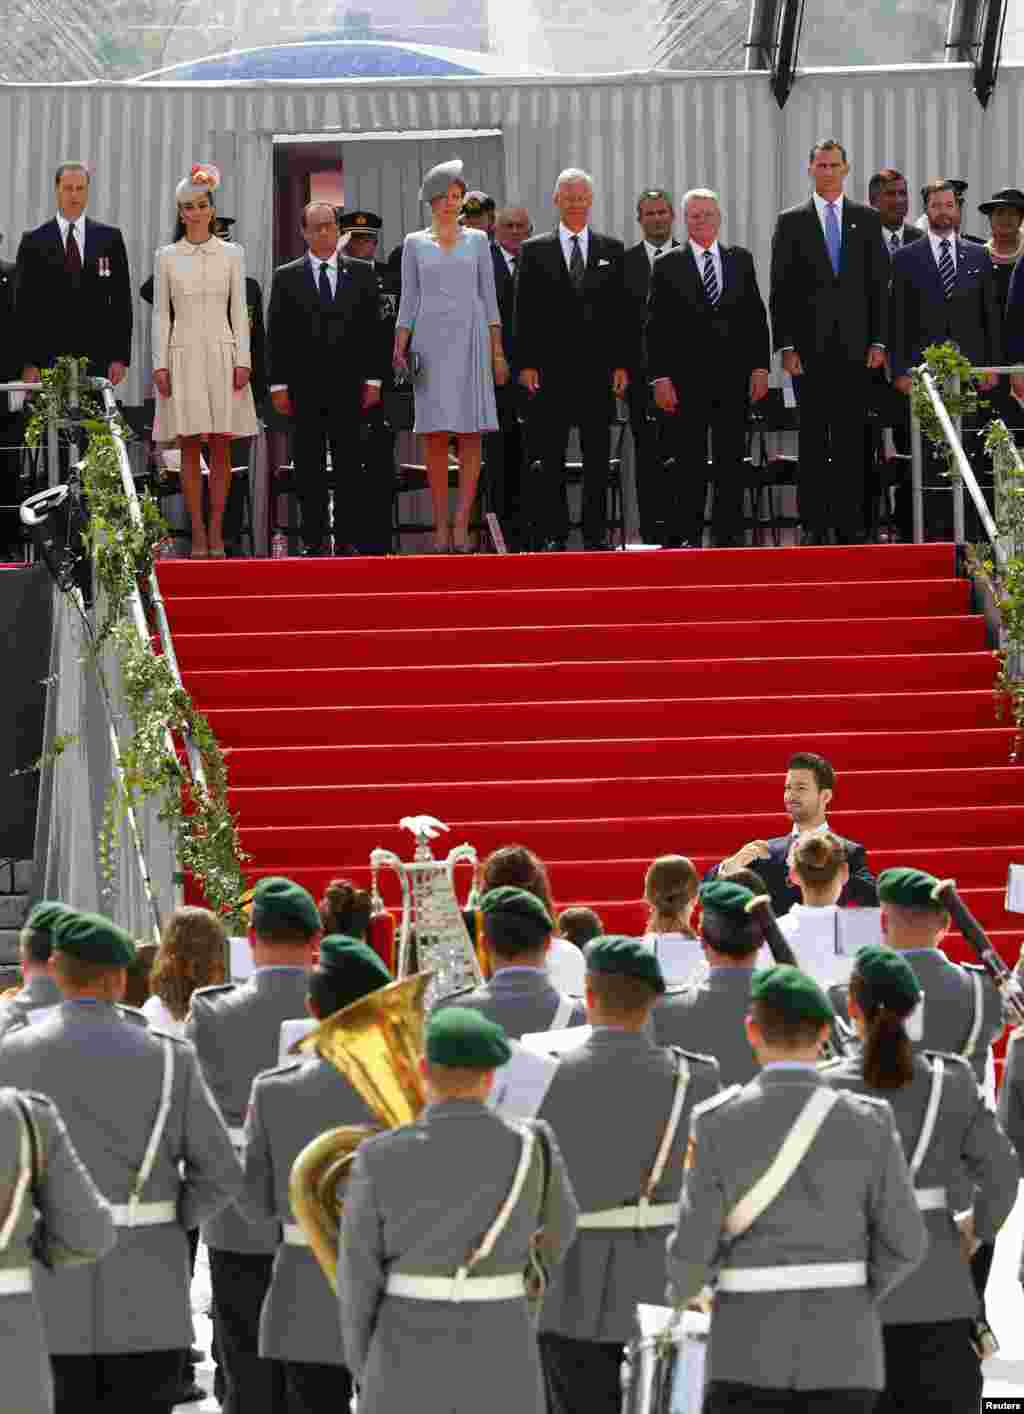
<box><xmin>394</xmin><ymin>159</ymin><xmax>509</xmax><ymax>552</ymax></box>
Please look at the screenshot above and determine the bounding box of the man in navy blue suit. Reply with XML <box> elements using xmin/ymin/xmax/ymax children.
<box><xmin>15</xmin><ymin>162</ymin><xmax>132</xmax><ymax>388</ymax></box>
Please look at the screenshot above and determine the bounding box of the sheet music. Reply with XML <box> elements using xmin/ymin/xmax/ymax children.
<box><xmin>519</xmin><ymin>1023</ymin><xmax>592</xmax><ymax>1057</ymax></box>
<box><xmin>487</xmin><ymin>1041</ymin><xmax>560</xmax><ymax>1119</ymax></box>
<box><xmin>229</xmin><ymin>936</ymin><xmax>254</xmax><ymax>981</ymax></box>
<box><xmin>834</xmin><ymin>908</ymin><xmax>884</xmax><ymax>956</ymax></box>
<box><xmin>279</xmin><ymin>1018</ymin><xmax>317</xmax><ymax>1063</ymax></box>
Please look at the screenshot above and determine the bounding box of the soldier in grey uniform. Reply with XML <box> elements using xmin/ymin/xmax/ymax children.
<box><xmin>338</xmin><ymin>1006</ymin><xmax>579</xmax><ymax>1414</ymax></box>
<box><xmin>242</xmin><ymin>935</ymin><xmax>392</xmax><ymax>1413</ymax></box>
<box><xmin>668</xmin><ymin>964</ymin><xmax>927</xmax><ymax>1414</ymax></box>
<box><xmin>997</xmin><ymin>1022</ymin><xmax>1024</xmax><ymax>1304</ymax></box>
<box><xmin>186</xmin><ymin>874</ymin><xmax>321</xmax><ymax>1414</ymax></box>
<box><xmin>822</xmin><ymin>943</ymin><xmax>1017</xmax><ymax>1413</ymax></box>
<box><xmin>0</xmin><ymin>910</ymin><xmax>242</xmax><ymax>1414</ymax></box>
<box><xmin>537</xmin><ymin>935</ymin><xmax>720</xmax><ymax>1414</ymax></box>
<box><xmin>442</xmin><ymin>887</ymin><xmax>585</xmax><ymax>1038</ymax></box>
<box><xmin>653</xmin><ymin>880</ymin><xmax>766</xmax><ymax>1085</ymax></box>
<box><xmin>0</xmin><ymin>1086</ymin><xmax>116</xmax><ymax>1414</ymax></box>
<box><xmin>0</xmin><ymin>900</ymin><xmax>72</xmax><ymax>1040</ymax></box>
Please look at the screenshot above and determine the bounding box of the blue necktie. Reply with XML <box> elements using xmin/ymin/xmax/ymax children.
<box><xmin>318</xmin><ymin>261</ymin><xmax>332</xmax><ymax>306</ymax></box>
<box><xmin>938</xmin><ymin>239</ymin><xmax>956</xmax><ymax>300</ymax></box>
<box><xmin>825</xmin><ymin>201</ymin><xmax>841</xmax><ymax>276</ymax></box>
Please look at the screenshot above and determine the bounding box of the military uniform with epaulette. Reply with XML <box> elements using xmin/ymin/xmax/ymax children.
<box><xmin>338</xmin><ymin>1007</ymin><xmax>579</xmax><ymax>1414</ymax></box>
<box><xmin>0</xmin><ymin>911</ymin><xmax>242</xmax><ymax>1414</ymax></box>
<box><xmin>667</xmin><ymin>964</ymin><xmax>927</xmax><ymax>1414</ymax></box>
<box><xmin>536</xmin><ymin>935</ymin><xmax>722</xmax><ymax>1414</ymax></box>
<box><xmin>0</xmin><ymin>900</ymin><xmax>72</xmax><ymax>1042</ymax></box>
<box><xmin>242</xmin><ymin>936</ymin><xmax>391</xmax><ymax>1414</ymax></box>
<box><xmin>185</xmin><ymin>876</ymin><xmax>320</xmax><ymax>1414</ymax></box>
<box><xmin>0</xmin><ymin>1086</ymin><xmax>116</xmax><ymax>1414</ymax></box>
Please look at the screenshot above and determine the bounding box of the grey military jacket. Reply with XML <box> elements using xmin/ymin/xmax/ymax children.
<box><xmin>537</xmin><ymin>1026</ymin><xmax>720</xmax><ymax>1341</ymax></box>
<box><xmin>338</xmin><ymin>1099</ymin><xmax>578</xmax><ymax>1414</ymax></box>
<box><xmin>441</xmin><ymin>967</ymin><xmax>586</xmax><ymax>1039</ymax></box>
<box><xmin>186</xmin><ymin>966</ymin><xmax>310</xmax><ymax>1253</ymax></box>
<box><xmin>0</xmin><ymin>999</ymin><xmax>242</xmax><ymax>1353</ymax></box>
<box><xmin>243</xmin><ymin>1054</ymin><xmax>376</xmax><ymax>1364</ymax></box>
<box><xmin>831</xmin><ymin>948</ymin><xmax>1003</xmax><ymax>1087</ymax></box>
<box><xmin>996</xmin><ymin>1028</ymin><xmax>1024</xmax><ymax>1280</ymax></box>
<box><xmin>0</xmin><ymin>974</ymin><xmax>62</xmax><ymax>1041</ymax></box>
<box><xmin>667</xmin><ymin>1066</ymin><xmax>927</xmax><ymax>1391</ymax></box>
<box><xmin>823</xmin><ymin>1050</ymin><xmax>1017</xmax><ymax>1323</ymax></box>
<box><xmin>0</xmin><ymin>1088</ymin><xmax>115</xmax><ymax>1414</ymax></box>
<box><xmin>653</xmin><ymin>966</ymin><xmax>759</xmax><ymax>1087</ymax></box>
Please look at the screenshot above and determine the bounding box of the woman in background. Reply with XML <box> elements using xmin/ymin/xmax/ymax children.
<box><xmin>144</xmin><ymin>906</ymin><xmax>227</xmax><ymax>1036</ymax></box>
<box><xmin>318</xmin><ymin>879</ymin><xmax>372</xmax><ymax>941</ymax></box>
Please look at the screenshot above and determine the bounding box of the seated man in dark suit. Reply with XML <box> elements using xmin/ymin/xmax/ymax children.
<box><xmin>705</xmin><ymin>750</ymin><xmax>877</xmax><ymax>917</ymax></box>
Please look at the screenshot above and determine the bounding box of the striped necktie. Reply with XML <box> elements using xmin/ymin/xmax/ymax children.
<box><xmin>938</xmin><ymin>238</ymin><xmax>956</xmax><ymax>299</ymax></box>
<box><xmin>702</xmin><ymin>249</ymin><xmax>720</xmax><ymax>306</ymax></box>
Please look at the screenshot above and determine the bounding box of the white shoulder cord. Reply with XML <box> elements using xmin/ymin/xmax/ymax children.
<box><xmin>0</xmin><ymin>1106</ymin><xmax>32</xmax><ymax>1252</ymax></box>
<box><xmin>908</xmin><ymin>1057</ymin><xmax>945</xmax><ymax>1180</ymax></box>
<box><xmin>125</xmin><ymin>1036</ymin><xmax>175</xmax><ymax>1226</ymax></box>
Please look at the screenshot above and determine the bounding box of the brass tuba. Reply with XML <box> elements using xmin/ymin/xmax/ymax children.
<box><xmin>288</xmin><ymin>972</ymin><xmax>432</xmax><ymax>1291</ymax></box>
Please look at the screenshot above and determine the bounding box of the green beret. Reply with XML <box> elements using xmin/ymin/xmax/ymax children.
<box><xmin>426</xmin><ymin>1007</ymin><xmax>511</xmax><ymax>1068</ymax></box>
<box><xmin>317</xmin><ymin>935</ymin><xmax>392</xmax><ymax>1007</ymax></box>
<box><xmin>584</xmin><ymin>935</ymin><xmax>666</xmax><ymax>995</ymax></box>
<box><xmin>251</xmin><ymin>876</ymin><xmax>321</xmax><ymax>936</ymax></box>
<box><xmin>877</xmin><ymin>867</ymin><xmax>946</xmax><ymax>909</ymax></box>
<box><xmin>750</xmin><ymin>964</ymin><xmax>834</xmax><ymax>1023</ymax></box>
<box><xmin>53</xmin><ymin>910</ymin><xmax>136</xmax><ymax>967</ymax></box>
<box><xmin>25</xmin><ymin>901</ymin><xmax>75</xmax><ymax>937</ymax></box>
<box><xmin>699</xmin><ymin>880</ymin><xmax>763</xmax><ymax>918</ymax></box>
<box><xmin>479</xmin><ymin>886</ymin><xmax>553</xmax><ymax>933</ymax></box>
<box><xmin>852</xmin><ymin>944</ymin><xmax>921</xmax><ymax>1011</ymax></box>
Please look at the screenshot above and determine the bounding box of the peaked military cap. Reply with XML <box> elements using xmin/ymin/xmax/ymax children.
<box><xmin>426</xmin><ymin>1006</ymin><xmax>511</xmax><ymax>1068</ymax></box>
<box><xmin>750</xmin><ymin>964</ymin><xmax>834</xmax><ymax>1023</ymax></box>
<box><xmin>317</xmin><ymin>935</ymin><xmax>392</xmax><ymax>1007</ymax></box>
<box><xmin>699</xmin><ymin>879</ymin><xmax>764</xmax><ymax>917</ymax></box>
<box><xmin>53</xmin><ymin>910</ymin><xmax>136</xmax><ymax>967</ymax></box>
<box><xmin>419</xmin><ymin>158</ymin><xmax>465</xmax><ymax>204</ymax></box>
<box><xmin>584</xmin><ymin>935</ymin><xmax>665</xmax><ymax>994</ymax></box>
<box><xmin>338</xmin><ymin>209</ymin><xmax>382</xmax><ymax>234</ymax></box>
<box><xmin>877</xmin><ymin>867</ymin><xmax>945</xmax><ymax>909</ymax></box>
<box><xmin>25</xmin><ymin>900</ymin><xmax>75</xmax><ymax>937</ymax></box>
<box><xmin>979</xmin><ymin>187</ymin><xmax>1024</xmax><ymax>216</ymax></box>
<box><xmin>251</xmin><ymin>876</ymin><xmax>321</xmax><ymax>935</ymax></box>
<box><xmin>461</xmin><ymin>190</ymin><xmax>495</xmax><ymax>216</ymax></box>
<box><xmin>852</xmin><ymin>944</ymin><xmax>922</xmax><ymax>1011</ymax></box>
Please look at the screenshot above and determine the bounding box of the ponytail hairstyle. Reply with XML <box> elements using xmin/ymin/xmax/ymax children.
<box><xmin>644</xmin><ymin>855</ymin><xmax>699</xmax><ymax>936</ymax></box>
<box><xmin>318</xmin><ymin>879</ymin><xmax>372</xmax><ymax>941</ymax></box>
<box><xmin>848</xmin><ymin>944</ymin><xmax>922</xmax><ymax>1091</ymax></box>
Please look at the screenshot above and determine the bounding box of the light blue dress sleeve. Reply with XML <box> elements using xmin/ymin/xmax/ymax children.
<box><xmin>396</xmin><ymin>234</ymin><xmax>420</xmax><ymax>333</ymax></box>
<box><xmin>477</xmin><ymin>233</ymin><xmax>500</xmax><ymax>326</ymax></box>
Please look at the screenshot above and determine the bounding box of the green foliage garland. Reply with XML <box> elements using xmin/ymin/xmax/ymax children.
<box><xmin>25</xmin><ymin>357</ymin><xmax>249</xmax><ymax>922</ymax></box>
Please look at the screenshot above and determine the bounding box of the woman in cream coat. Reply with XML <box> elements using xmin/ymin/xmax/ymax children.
<box><xmin>152</xmin><ymin>165</ymin><xmax>259</xmax><ymax>557</ymax></box>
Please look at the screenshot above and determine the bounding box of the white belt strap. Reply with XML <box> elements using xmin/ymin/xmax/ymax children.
<box><xmin>549</xmin><ymin>995</ymin><xmax>575</xmax><ymax>1031</ymax></box>
<box><xmin>908</xmin><ymin>1057</ymin><xmax>945</xmax><ymax>1181</ymax></box>
<box><xmin>0</xmin><ymin>1268</ymin><xmax>33</xmax><ymax>1295</ymax></box>
<box><xmin>109</xmin><ymin>1200</ymin><xmax>178</xmax><ymax>1227</ymax></box>
<box><xmin>915</xmin><ymin>1187</ymin><xmax>948</xmax><ymax>1211</ymax></box>
<box><xmin>387</xmin><ymin>1272</ymin><xmax>525</xmax><ymax>1301</ymax></box>
<box><xmin>962</xmin><ymin>972</ymin><xmax>984</xmax><ymax>1061</ymax></box>
<box><xmin>577</xmin><ymin>1202</ymin><xmax>679</xmax><ymax>1229</ymax></box>
<box><xmin>283</xmin><ymin>1222</ymin><xmax>310</xmax><ymax>1247</ymax></box>
<box><xmin>718</xmin><ymin>1260</ymin><xmax>867</xmax><ymax>1293</ymax></box>
<box><xmin>0</xmin><ymin>1107</ymin><xmax>32</xmax><ymax>1253</ymax></box>
<box><xmin>121</xmin><ymin>1037</ymin><xmax>175</xmax><ymax>1229</ymax></box>
<box><xmin>725</xmin><ymin>1088</ymin><xmax>839</xmax><ymax>1238</ymax></box>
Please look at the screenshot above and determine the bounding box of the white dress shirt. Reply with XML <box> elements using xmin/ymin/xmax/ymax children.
<box><xmin>927</xmin><ymin>229</ymin><xmax>958</xmax><ymax>273</ymax></box>
<box><xmin>883</xmin><ymin>225</ymin><xmax>906</xmax><ymax>252</ymax></box>
<box><xmin>57</xmin><ymin>213</ymin><xmax>85</xmax><ymax>260</ymax></box>
<box><xmin>689</xmin><ymin>238</ymin><xmax>723</xmax><ymax>293</ymax></box>
<box><xmin>790</xmin><ymin>818</ymin><xmax>831</xmax><ymax>838</ymax></box>
<box><xmin>498</xmin><ymin>244</ymin><xmax>517</xmax><ymax>276</ymax></box>
<box><xmin>559</xmin><ymin>222</ymin><xmax>589</xmax><ymax>271</ymax></box>
<box><xmin>644</xmin><ymin>239</ymin><xmax>671</xmax><ymax>267</ymax></box>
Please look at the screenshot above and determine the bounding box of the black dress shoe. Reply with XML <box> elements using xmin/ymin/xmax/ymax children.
<box><xmin>302</xmin><ymin>543</ymin><xmax>327</xmax><ymax>557</ymax></box>
<box><xmin>800</xmin><ymin>530</ymin><xmax>825</xmax><ymax>546</ymax></box>
<box><xmin>584</xmin><ymin>540</ymin><xmax>611</xmax><ymax>551</ymax></box>
<box><xmin>540</xmin><ymin>538</ymin><xmax>567</xmax><ymax>552</ymax></box>
<box><xmin>174</xmin><ymin>1379</ymin><xmax>206</xmax><ymax>1403</ymax></box>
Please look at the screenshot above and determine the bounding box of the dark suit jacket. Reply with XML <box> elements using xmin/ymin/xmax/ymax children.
<box><xmin>645</xmin><ymin>242</ymin><xmax>770</xmax><ymax>389</ymax></box>
<box><xmin>491</xmin><ymin>242</ymin><xmax>518</xmax><ymax>369</ymax></box>
<box><xmin>624</xmin><ymin>238</ymin><xmax>681</xmax><ymax>377</ymax></box>
<box><xmin>514</xmin><ymin>228</ymin><xmax>633</xmax><ymax>381</ymax></box>
<box><xmin>1000</xmin><ymin>254</ymin><xmax>1024</xmax><ymax>362</ymax></box>
<box><xmin>266</xmin><ymin>253</ymin><xmax>384</xmax><ymax>410</ymax></box>
<box><xmin>706</xmin><ymin>832</ymin><xmax>878</xmax><ymax>918</ymax></box>
<box><xmin>769</xmin><ymin>197</ymin><xmax>888</xmax><ymax>364</ymax></box>
<box><xmin>15</xmin><ymin>217</ymin><xmax>132</xmax><ymax>373</ymax></box>
<box><xmin>889</xmin><ymin>235</ymin><xmax>1003</xmax><ymax>379</ymax></box>
<box><xmin>0</xmin><ymin>260</ymin><xmax>18</xmax><ymax>389</ymax></box>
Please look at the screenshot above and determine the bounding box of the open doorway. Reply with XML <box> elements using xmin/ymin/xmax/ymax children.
<box><xmin>273</xmin><ymin>140</ymin><xmax>345</xmax><ymax>266</ymax></box>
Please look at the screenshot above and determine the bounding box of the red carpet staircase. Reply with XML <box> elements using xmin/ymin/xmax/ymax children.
<box><xmin>158</xmin><ymin>544</ymin><xmax>1023</xmax><ymax>970</ymax></box>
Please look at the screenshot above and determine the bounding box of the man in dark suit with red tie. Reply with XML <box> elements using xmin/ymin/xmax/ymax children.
<box><xmin>514</xmin><ymin>168</ymin><xmax>633</xmax><ymax>551</ymax></box>
<box><xmin>267</xmin><ymin>202</ymin><xmax>385</xmax><ymax>556</ymax></box>
<box><xmin>769</xmin><ymin>139</ymin><xmax>890</xmax><ymax>544</ymax></box>
<box><xmin>486</xmin><ymin>204</ymin><xmax>531</xmax><ymax>549</ymax></box>
<box><xmin>624</xmin><ymin>189</ymin><xmax>680</xmax><ymax>545</ymax></box>
<box><xmin>15</xmin><ymin>162</ymin><xmax>132</xmax><ymax>389</ymax></box>
<box><xmin>646</xmin><ymin>188</ymin><xmax>770</xmax><ymax>548</ymax></box>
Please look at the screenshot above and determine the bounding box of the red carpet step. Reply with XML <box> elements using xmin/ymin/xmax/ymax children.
<box><xmin>158</xmin><ymin>544</ymin><xmax>1023</xmax><ymax>972</ymax></box>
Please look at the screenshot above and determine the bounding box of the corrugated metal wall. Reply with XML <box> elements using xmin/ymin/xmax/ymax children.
<box><xmin>2</xmin><ymin>64</ymin><xmax>1023</xmax><ymax>403</ymax></box>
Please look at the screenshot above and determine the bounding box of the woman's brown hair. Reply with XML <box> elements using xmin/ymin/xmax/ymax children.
<box><xmin>149</xmin><ymin>907</ymin><xmax>227</xmax><ymax>1022</ymax></box>
<box><xmin>480</xmin><ymin>845</ymin><xmax>556</xmax><ymax>925</ymax></box>
<box><xmin>848</xmin><ymin>972</ymin><xmax>915</xmax><ymax>1090</ymax></box>
<box><xmin>319</xmin><ymin>879</ymin><xmax>372</xmax><ymax>939</ymax></box>
<box><xmin>644</xmin><ymin>855</ymin><xmax>699</xmax><ymax>936</ymax></box>
<box><xmin>791</xmin><ymin>832</ymin><xmax>848</xmax><ymax>887</ymax></box>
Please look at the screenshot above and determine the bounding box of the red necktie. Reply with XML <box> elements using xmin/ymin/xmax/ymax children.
<box><xmin>64</xmin><ymin>229</ymin><xmax>82</xmax><ymax>275</ymax></box>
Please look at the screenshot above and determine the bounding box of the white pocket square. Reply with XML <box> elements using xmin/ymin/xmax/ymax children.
<box><xmin>598</xmin><ymin>258</ymin><xmax>610</xmax><ymax>267</ymax></box>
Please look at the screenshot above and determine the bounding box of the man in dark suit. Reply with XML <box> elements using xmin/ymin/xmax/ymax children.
<box><xmin>868</xmin><ymin>168</ymin><xmax>924</xmax><ymax>257</ymax></box>
<box><xmin>705</xmin><ymin>750</ymin><xmax>878</xmax><ymax>917</ymax></box>
<box><xmin>769</xmin><ymin>139</ymin><xmax>890</xmax><ymax>544</ymax></box>
<box><xmin>646</xmin><ymin>188</ymin><xmax>771</xmax><ymax>547</ymax></box>
<box><xmin>267</xmin><ymin>202</ymin><xmax>385</xmax><ymax>556</ymax></box>
<box><xmin>485</xmin><ymin>205</ymin><xmax>531</xmax><ymax>549</ymax></box>
<box><xmin>515</xmin><ymin>168</ymin><xmax>633</xmax><ymax>550</ymax></box>
<box><xmin>0</xmin><ymin>244</ymin><xmax>22</xmax><ymax>556</ymax></box>
<box><xmin>16</xmin><ymin>161</ymin><xmax>132</xmax><ymax>388</ymax></box>
<box><xmin>624</xmin><ymin>188</ymin><xmax>680</xmax><ymax>544</ymax></box>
